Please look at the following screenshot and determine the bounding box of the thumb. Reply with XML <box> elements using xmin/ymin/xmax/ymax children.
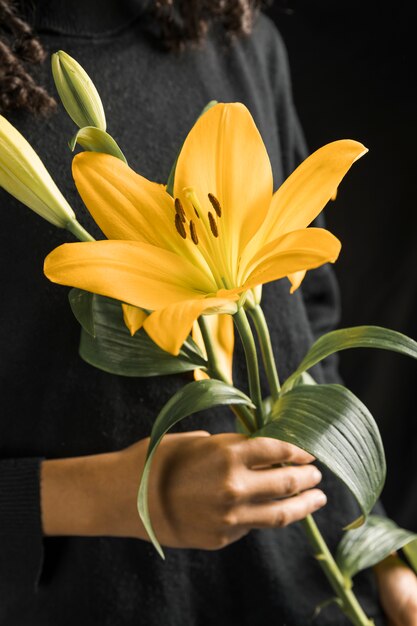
<box><xmin>165</xmin><ymin>430</ymin><xmax>210</xmax><ymax>439</ymax></box>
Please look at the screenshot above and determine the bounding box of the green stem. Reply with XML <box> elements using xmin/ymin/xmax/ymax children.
<box><xmin>233</xmin><ymin>308</ymin><xmax>264</xmax><ymax>429</ymax></box>
<box><xmin>198</xmin><ymin>317</ymin><xmax>256</xmax><ymax>434</ymax></box>
<box><xmin>301</xmin><ymin>515</ymin><xmax>374</xmax><ymax>626</ymax></box>
<box><xmin>66</xmin><ymin>218</ymin><xmax>95</xmax><ymax>242</ymax></box>
<box><xmin>248</xmin><ymin>305</ymin><xmax>280</xmax><ymax>402</ymax></box>
<box><xmin>242</xmin><ymin>308</ymin><xmax>372</xmax><ymax>622</ymax></box>
<box><xmin>198</xmin><ymin>317</ymin><xmax>224</xmax><ymax>381</ymax></box>
<box><xmin>229</xmin><ymin>405</ymin><xmax>256</xmax><ymax>435</ymax></box>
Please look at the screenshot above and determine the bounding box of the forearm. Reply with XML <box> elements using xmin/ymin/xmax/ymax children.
<box><xmin>40</xmin><ymin>446</ymin><xmax>147</xmax><ymax>539</ymax></box>
<box><xmin>39</xmin><ymin>432</ymin><xmax>326</xmax><ymax>552</ymax></box>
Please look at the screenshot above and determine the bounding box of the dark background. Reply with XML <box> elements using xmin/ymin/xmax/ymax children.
<box><xmin>267</xmin><ymin>1</ymin><xmax>417</xmax><ymax>531</ymax></box>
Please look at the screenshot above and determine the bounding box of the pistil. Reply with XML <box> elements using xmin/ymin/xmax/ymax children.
<box><xmin>184</xmin><ymin>187</ymin><xmax>204</xmax><ymax>217</ymax></box>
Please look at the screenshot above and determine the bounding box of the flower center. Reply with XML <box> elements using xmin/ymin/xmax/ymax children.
<box><xmin>173</xmin><ymin>188</ymin><xmax>233</xmax><ymax>289</ymax></box>
<box><xmin>173</xmin><ymin>188</ymin><xmax>222</xmax><ymax>245</ymax></box>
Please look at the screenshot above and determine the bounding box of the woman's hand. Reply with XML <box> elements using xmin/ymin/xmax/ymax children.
<box><xmin>41</xmin><ymin>431</ymin><xmax>326</xmax><ymax>550</ymax></box>
<box><xmin>374</xmin><ymin>554</ymin><xmax>417</xmax><ymax>626</ymax></box>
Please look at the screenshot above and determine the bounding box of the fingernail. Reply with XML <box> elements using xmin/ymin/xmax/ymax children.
<box><xmin>312</xmin><ymin>468</ymin><xmax>322</xmax><ymax>483</ymax></box>
<box><xmin>314</xmin><ymin>492</ymin><xmax>327</xmax><ymax>508</ymax></box>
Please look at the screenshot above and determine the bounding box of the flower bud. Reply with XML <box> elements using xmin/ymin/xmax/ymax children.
<box><xmin>51</xmin><ymin>50</ymin><xmax>106</xmax><ymax>131</ymax></box>
<box><xmin>0</xmin><ymin>115</ymin><xmax>76</xmax><ymax>228</ymax></box>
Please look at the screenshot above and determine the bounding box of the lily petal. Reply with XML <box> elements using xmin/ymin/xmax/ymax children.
<box><xmin>122</xmin><ymin>304</ymin><xmax>148</xmax><ymax>336</ymax></box>
<box><xmin>174</xmin><ymin>103</ymin><xmax>273</xmax><ymax>281</ymax></box>
<box><xmin>243</xmin><ymin>140</ymin><xmax>367</xmax><ymax>263</ymax></box>
<box><xmin>267</xmin><ymin>139</ymin><xmax>367</xmax><ymax>234</ymax></box>
<box><xmin>44</xmin><ymin>240</ymin><xmax>217</xmax><ymax>310</ymax></box>
<box><xmin>288</xmin><ymin>270</ymin><xmax>307</xmax><ymax>294</ymax></box>
<box><xmin>144</xmin><ymin>297</ymin><xmax>239</xmax><ymax>356</ymax></box>
<box><xmin>73</xmin><ymin>152</ymin><xmax>211</xmax><ymax>276</ymax></box>
<box><xmin>243</xmin><ymin>228</ymin><xmax>341</xmax><ymax>292</ymax></box>
<box><xmin>72</xmin><ymin>152</ymin><xmax>175</xmax><ymax>244</ymax></box>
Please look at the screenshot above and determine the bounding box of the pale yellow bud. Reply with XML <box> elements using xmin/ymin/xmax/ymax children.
<box><xmin>51</xmin><ymin>50</ymin><xmax>106</xmax><ymax>131</ymax></box>
<box><xmin>0</xmin><ymin>115</ymin><xmax>76</xmax><ymax>228</ymax></box>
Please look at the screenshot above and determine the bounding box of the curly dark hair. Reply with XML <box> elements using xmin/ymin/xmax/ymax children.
<box><xmin>155</xmin><ymin>0</ymin><xmax>267</xmax><ymax>49</ymax></box>
<box><xmin>0</xmin><ymin>0</ymin><xmax>267</xmax><ymax>116</ymax></box>
<box><xmin>0</xmin><ymin>0</ymin><xmax>57</xmax><ymax>115</ymax></box>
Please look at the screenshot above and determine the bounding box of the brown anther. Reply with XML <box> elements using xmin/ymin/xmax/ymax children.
<box><xmin>193</xmin><ymin>206</ymin><xmax>200</xmax><ymax>219</ymax></box>
<box><xmin>175</xmin><ymin>198</ymin><xmax>186</xmax><ymax>223</ymax></box>
<box><xmin>175</xmin><ymin>213</ymin><xmax>187</xmax><ymax>239</ymax></box>
<box><xmin>189</xmin><ymin>220</ymin><xmax>199</xmax><ymax>245</ymax></box>
<box><xmin>208</xmin><ymin>193</ymin><xmax>222</xmax><ymax>217</ymax></box>
<box><xmin>208</xmin><ymin>211</ymin><xmax>219</xmax><ymax>237</ymax></box>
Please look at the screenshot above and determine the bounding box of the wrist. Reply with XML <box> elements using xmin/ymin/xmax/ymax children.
<box><xmin>96</xmin><ymin>440</ymin><xmax>150</xmax><ymax>540</ymax></box>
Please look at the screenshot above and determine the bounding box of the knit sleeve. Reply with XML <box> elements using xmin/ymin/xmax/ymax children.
<box><xmin>0</xmin><ymin>458</ymin><xmax>44</xmax><ymax>596</ymax></box>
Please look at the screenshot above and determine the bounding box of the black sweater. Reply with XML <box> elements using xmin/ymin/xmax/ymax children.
<box><xmin>0</xmin><ymin>1</ymin><xmax>385</xmax><ymax>624</ymax></box>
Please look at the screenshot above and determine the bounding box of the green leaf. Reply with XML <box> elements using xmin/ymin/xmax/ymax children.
<box><xmin>68</xmin><ymin>288</ymin><xmax>95</xmax><ymax>336</ymax></box>
<box><xmin>77</xmin><ymin>294</ymin><xmax>207</xmax><ymax>377</ymax></box>
<box><xmin>137</xmin><ymin>379</ymin><xmax>254</xmax><ymax>557</ymax></box>
<box><xmin>336</xmin><ymin>515</ymin><xmax>417</xmax><ymax>580</ymax></box>
<box><xmin>166</xmin><ymin>100</ymin><xmax>218</xmax><ymax>196</ymax></box>
<box><xmin>403</xmin><ymin>537</ymin><xmax>417</xmax><ymax>574</ymax></box>
<box><xmin>253</xmin><ymin>384</ymin><xmax>386</xmax><ymax>526</ymax></box>
<box><xmin>283</xmin><ymin>326</ymin><xmax>417</xmax><ymax>392</ymax></box>
<box><xmin>69</xmin><ymin>126</ymin><xmax>127</xmax><ymax>163</ymax></box>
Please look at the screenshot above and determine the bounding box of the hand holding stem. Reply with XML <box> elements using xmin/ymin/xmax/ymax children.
<box><xmin>199</xmin><ymin>302</ymin><xmax>375</xmax><ymax>626</ymax></box>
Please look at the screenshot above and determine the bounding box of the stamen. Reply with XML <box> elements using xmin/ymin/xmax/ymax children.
<box><xmin>208</xmin><ymin>212</ymin><xmax>219</xmax><ymax>238</ymax></box>
<box><xmin>189</xmin><ymin>220</ymin><xmax>199</xmax><ymax>245</ymax></box>
<box><xmin>174</xmin><ymin>198</ymin><xmax>186</xmax><ymax>223</ymax></box>
<box><xmin>208</xmin><ymin>193</ymin><xmax>222</xmax><ymax>217</ymax></box>
<box><xmin>175</xmin><ymin>213</ymin><xmax>187</xmax><ymax>239</ymax></box>
<box><xmin>184</xmin><ymin>187</ymin><xmax>203</xmax><ymax>219</ymax></box>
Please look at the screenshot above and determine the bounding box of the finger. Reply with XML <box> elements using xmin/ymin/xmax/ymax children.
<box><xmin>238</xmin><ymin>489</ymin><xmax>327</xmax><ymax>529</ymax></box>
<box><xmin>245</xmin><ymin>464</ymin><xmax>322</xmax><ymax>501</ymax></box>
<box><xmin>165</xmin><ymin>430</ymin><xmax>210</xmax><ymax>439</ymax></box>
<box><xmin>239</xmin><ymin>436</ymin><xmax>315</xmax><ymax>468</ymax></box>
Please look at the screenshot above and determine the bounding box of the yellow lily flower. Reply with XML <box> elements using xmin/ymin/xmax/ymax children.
<box><xmin>44</xmin><ymin>103</ymin><xmax>366</xmax><ymax>355</ymax></box>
